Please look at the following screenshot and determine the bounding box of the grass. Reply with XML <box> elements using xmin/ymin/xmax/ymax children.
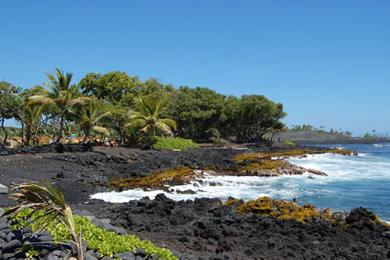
<box><xmin>153</xmin><ymin>136</ymin><xmax>199</xmax><ymax>151</ymax></box>
<box><xmin>110</xmin><ymin>167</ymin><xmax>196</xmax><ymax>190</ymax></box>
<box><xmin>12</xmin><ymin>209</ymin><xmax>178</xmax><ymax>259</ymax></box>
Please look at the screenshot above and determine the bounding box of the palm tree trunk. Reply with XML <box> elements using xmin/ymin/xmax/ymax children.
<box><xmin>82</xmin><ymin>129</ymin><xmax>89</xmax><ymax>144</ymax></box>
<box><xmin>56</xmin><ymin>113</ymin><xmax>64</xmax><ymax>143</ymax></box>
<box><xmin>118</xmin><ymin>129</ymin><xmax>124</xmax><ymax>145</ymax></box>
<box><xmin>25</xmin><ymin>126</ymin><xmax>32</xmax><ymax>146</ymax></box>
<box><xmin>21</xmin><ymin>122</ymin><xmax>25</xmax><ymax>146</ymax></box>
<box><xmin>1</xmin><ymin>119</ymin><xmax>8</xmax><ymax>144</ymax></box>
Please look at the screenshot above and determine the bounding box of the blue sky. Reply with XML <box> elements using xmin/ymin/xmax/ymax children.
<box><xmin>1</xmin><ymin>1</ymin><xmax>389</xmax><ymax>135</ymax></box>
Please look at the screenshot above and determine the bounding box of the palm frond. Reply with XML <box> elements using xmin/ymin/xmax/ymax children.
<box><xmin>155</xmin><ymin>122</ymin><xmax>173</xmax><ymax>135</ymax></box>
<box><xmin>27</xmin><ymin>95</ymin><xmax>54</xmax><ymax>106</ymax></box>
<box><xmin>2</xmin><ymin>181</ymin><xmax>84</xmax><ymax>260</ymax></box>
<box><xmin>92</xmin><ymin>126</ymin><xmax>110</xmax><ymax>136</ymax></box>
<box><xmin>70</xmin><ymin>96</ymin><xmax>91</xmax><ymax>106</ymax></box>
<box><xmin>125</xmin><ymin>118</ymin><xmax>146</xmax><ymax>129</ymax></box>
<box><xmin>159</xmin><ymin>118</ymin><xmax>177</xmax><ymax>131</ymax></box>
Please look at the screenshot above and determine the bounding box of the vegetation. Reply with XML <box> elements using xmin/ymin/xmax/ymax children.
<box><xmin>71</xmin><ymin>97</ymin><xmax>110</xmax><ymax>143</ymax></box>
<box><xmin>0</xmin><ymin>68</ymin><xmax>286</xmax><ymax>147</ymax></box>
<box><xmin>12</xmin><ymin>210</ymin><xmax>177</xmax><ymax>259</ymax></box>
<box><xmin>110</xmin><ymin>167</ymin><xmax>196</xmax><ymax>190</ymax></box>
<box><xmin>239</xmin><ymin>160</ymin><xmax>287</xmax><ymax>172</ymax></box>
<box><xmin>225</xmin><ymin>196</ymin><xmax>334</xmax><ymax>223</ymax></box>
<box><xmin>153</xmin><ymin>136</ymin><xmax>199</xmax><ymax>150</ymax></box>
<box><xmin>0</xmin><ymin>81</ymin><xmax>20</xmax><ymax>144</ymax></box>
<box><xmin>6</xmin><ymin>181</ymin><xmax>177</xmax><ymax>259</ymax></box>
<box><xmin>28</xmin><ymin>69</ymin><xmax>86</xmax><ymax>143</ymax></box>
<box><xmin>126</xmin><ymin>95</ymin><xmax>176</xmax><ymax>147</ymax></box>
<box><xmin>3</xmin><ymin>181</ymin><xmax>85</xmax><ymax>260</ymax></box>
<box><xmin>0</xmin><ymin>126</ymin><xmax>21</xmax><ymax>140</ymax></box>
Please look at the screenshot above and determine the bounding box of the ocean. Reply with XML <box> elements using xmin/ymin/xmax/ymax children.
<box><xmin>91</xmin><ymin>143</ymin><xmax>390</xmax><ymax>221</ymax></box>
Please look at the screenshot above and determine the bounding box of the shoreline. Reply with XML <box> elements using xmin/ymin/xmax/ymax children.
<box><xmin>1</xmin><ymin>144</ymin><xmax>389</xmax><ymax>259</ymax></box>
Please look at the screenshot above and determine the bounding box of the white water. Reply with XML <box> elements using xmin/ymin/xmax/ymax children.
<box><xmin>91</xmin><ymin>144</ymin><xmax>390</xmax><ymax>220</ymax></box>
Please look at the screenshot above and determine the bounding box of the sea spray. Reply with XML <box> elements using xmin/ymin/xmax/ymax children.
<box><xmin>92</xmin><ymin>144</ymin><xmax>390</xmax><ymax>221</ymax></box>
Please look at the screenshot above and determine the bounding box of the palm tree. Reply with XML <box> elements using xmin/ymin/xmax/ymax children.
<box><xmin>3</xmin><ymin>181</ymin><xmax>84</xmax><ymax>260</ymax></box>
<box><xmin>17</xmin><ymin>87</ymin><xmax>48</xmax><ymax>146</ymax></box>
<box><xmin>126</xmin><ymin>95</ymin><xmax>176</xmax><ymax>145</ymax></box>
<box><xmin>28</xmin><ymin>69</ymin><xmax>83</xmax><ymax>143</ymax></box>
<box><xmin>19</xmin><ymin>105</ymin><xmax>44</xmax><ymax>145</ymax></box>
<box><xmin>72</xmin><ymin>98</ymin><xmax>110</xmax><ymax>143</ymax></box>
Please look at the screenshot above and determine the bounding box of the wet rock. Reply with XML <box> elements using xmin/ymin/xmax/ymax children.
<box><xmin>346</xmin><ymin>207</ymin><xmax>378</xmax><ymax>224</ymax></box>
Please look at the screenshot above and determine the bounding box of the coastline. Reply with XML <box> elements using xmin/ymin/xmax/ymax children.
<box><xmin>0</xmin><ymin>144</ymin><xmax>389</xmax><ymax>259</ymax></box>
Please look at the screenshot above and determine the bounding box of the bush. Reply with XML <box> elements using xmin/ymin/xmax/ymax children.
<box><xmin>153</xmin><ymin>136</ymin><xmax>199</xmax><ymax>151</ymax></box>
<box><xmin>284</xmin><ymin>140</ymin><xmax>296</xmax><ymax>146</ymax></box>
<box><xmin>12</xmin><ymin>210</ymin><xmax>177</xmax><ymax>259</ymax></box>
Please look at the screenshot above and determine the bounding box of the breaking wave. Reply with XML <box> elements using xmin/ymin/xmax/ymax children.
<box><xmin>91</xmin><ymin>144</ymin><xmax>390</xmax><ymax>221</ymax></box>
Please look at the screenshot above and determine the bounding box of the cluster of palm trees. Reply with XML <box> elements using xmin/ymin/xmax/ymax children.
<box><xmin>17</xmin><ymin>68</ymin><xmax>176</xmax><ymax>146</ymax></box>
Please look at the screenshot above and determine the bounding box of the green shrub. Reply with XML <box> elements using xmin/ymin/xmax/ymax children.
<box><xmin>12</xmin><ymin>210</ymin><xmax>177</xmax><ymax>260</ymax></box>
<box><xmin>153</xmin><ymin>136</ymin><xmax>199</xmax><ymax>151</ymax></box>
<box><xmin>284</xmin><ymin>140</ymin><xmax>297</xmax><ymax>146</ymax></box>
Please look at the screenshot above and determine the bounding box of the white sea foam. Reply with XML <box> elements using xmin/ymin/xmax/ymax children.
<box><xmin>288</xmin><ymin>153</ymin><xmax>390</xmax><ymax>181</ymax></box>
<box><xmin>91</xmin><ymin>151</ymin><xmax>390</xmax><ymax>205</ymax></box>
<box><xmin>91</xmin><ymin>174</ymin><xmax>308</xmax><ymax>203</ymax></box>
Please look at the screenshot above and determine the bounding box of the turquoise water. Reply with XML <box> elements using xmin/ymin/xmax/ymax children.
<box><xmin>92</xmin><ymin>143</ymin><xmax>390</xmax><ymax>221</ymax></box>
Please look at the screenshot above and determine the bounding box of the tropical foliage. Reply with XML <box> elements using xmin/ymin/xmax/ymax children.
<box><xmin>3</xmin><ymin>181</ymin><xmax>85</xmax><ymax>260</ymax></box>
<box><xmin>153</xmin><ymin>136</ymin><xmax>199</xmax><ymax>151</ymax></box>
<box><xmin>0</xmin><ymin>69</ymin><xmax>286</xmax><ymax>146</ymax></box>
<box><xmin>7</xmin><ymin>183</ymin><xmax>178</xmax><ymax>260</ymax></box>
<box><xmin>0</xmin><ymin>81</ymin><xmax>20</xmax><ymax>144</ymax></box>
<box><xmin>71</xmin><ymin>97</ymin><xmax>110</xmax><ymax>143</ymax></box>
<box><xmin>126</xmin><ymin>95</ymin><xmax>176</xmax><ymax>146</ymax></box>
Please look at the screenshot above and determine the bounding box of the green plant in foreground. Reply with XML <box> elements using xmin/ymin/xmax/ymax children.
<box><xmin>12</xmin><ymin>209</ymin><xmax>178</xmax><ymax>260</ymax></box>
<box><xmin>25</xmin><ymin>247</ymin><xmax>40</xmax><ymax>259</ymax></box>
<box><xmin>3</xmin><ymin>181</ymin><xmax>85</xmax><ymax>260</ymax></box>
<box><xmin>153</xmin><ymin>136</ymin><xmax>199</xmax><ymax>151</ymax></box>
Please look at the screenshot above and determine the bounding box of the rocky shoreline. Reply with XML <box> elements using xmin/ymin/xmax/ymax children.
<box><xmin>78</xmin><ymin>195</ymin><xmax>390</xmax><ymax>260</ymax></box>
<box><xmin>0</xmin><ymin>144</ymin><xmax>389</xmax><ymax>259</ymax></box>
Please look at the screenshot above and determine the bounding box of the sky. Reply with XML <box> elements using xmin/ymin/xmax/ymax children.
<box><xmin>1</xmin><ymin>1</ymin><xmax>389</xmax><ymax>135</ymax></box>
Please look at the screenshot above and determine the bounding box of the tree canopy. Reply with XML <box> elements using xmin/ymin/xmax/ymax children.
<box><xmin>1</xmin><ymin>69</ymin><xmax>286</xmax><ymax>146</ymax></box>
<box><xmin>0</xmin><ymin>81</ymin><xmax>21</xmax><ymax>143</ymax></box>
